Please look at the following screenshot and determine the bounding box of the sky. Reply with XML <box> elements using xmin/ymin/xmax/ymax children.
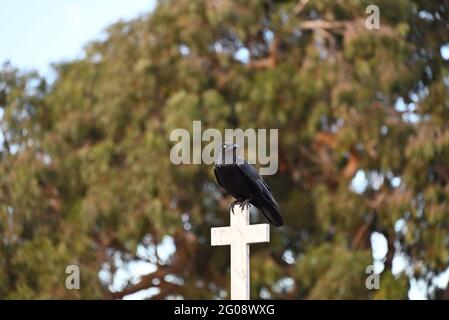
<box><xmin>0</xmin><ymin>0</ymin><xmax>155</xmax><ymax>75</ymax></box>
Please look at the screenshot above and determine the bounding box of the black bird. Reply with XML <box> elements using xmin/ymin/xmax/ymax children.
<box><xmin>213</xmin><ymin>142</ymin><xmax>284</xmax><ymax>227</ymax></box>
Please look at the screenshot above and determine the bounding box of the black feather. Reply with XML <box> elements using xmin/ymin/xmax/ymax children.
<box><xmin>214</xmin><ymin>149</ymin><xmax>284</xmax><ymax>227</ymax></box>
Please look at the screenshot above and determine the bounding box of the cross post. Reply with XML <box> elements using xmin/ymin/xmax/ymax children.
<box><xmin>211</xmin><ymin>205</ymin><xmax>270</xmax><ymax>300</ymax></box>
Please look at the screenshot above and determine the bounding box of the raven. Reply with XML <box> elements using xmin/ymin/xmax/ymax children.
<box><xmin>213</xmin><ymin>142</ymin><xmax>284</xmax><ymax>227</ymax></box>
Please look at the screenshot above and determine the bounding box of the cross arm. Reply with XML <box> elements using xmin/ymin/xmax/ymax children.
<box><xmin>245</xmin><ymin>224</ymin><xmax>270</xmax><ymax>243</ymax></box>
<box><xmin>211</xmin><ymin>226</ymin><xmax>231</xmax><ymax>246</ymax></box>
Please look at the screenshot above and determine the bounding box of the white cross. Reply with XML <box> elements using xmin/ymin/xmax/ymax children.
<box><xmin>211</xmin><ymin>205</ymin><xmax>270</xmax><ymax>300</ymax></box>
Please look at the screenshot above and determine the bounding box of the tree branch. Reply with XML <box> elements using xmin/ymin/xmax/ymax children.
<box><xmin>0</xmin><ymin>124</ymin><xmax>11</xmax><ymax>155</ymax></box>
<box><xmin>293</xmin><ymin>0</ymin><xmax>309</xmax><ymax>15</ymax></box>
<box><xmin>110</xmin><ymin>267</ymin><xmax>172</xmax><ymax>299</ymax></box>
<box><xmin>299</xmin><ymin>20</ymin><xmax>347</xmax><ymax>32</ymax></box>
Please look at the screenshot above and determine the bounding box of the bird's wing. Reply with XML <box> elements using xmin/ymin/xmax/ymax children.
<box><xmin>213</xmin><ymin>166</ymin><xmax>224</xmax><ymax>188</ymax></box>
<box><xmin>235</xmin><ymin>160</ymin><xmax>273</xmax><ymax>191</ymax></box>
<box><xmin>237</xmin><ymin>161</ymin><xmax>283</xmax><ymax>226</ymax></box>
<box><xmin>238</xmin><ymin>162</ymin><xmax>277</xmax><ymax>204</ymax></box>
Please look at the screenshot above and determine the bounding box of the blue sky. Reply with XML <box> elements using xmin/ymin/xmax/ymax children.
<box><xmin>0</xmin><ymin>0</ymin><xmax>155</xmax><ymax>74</ymax></box>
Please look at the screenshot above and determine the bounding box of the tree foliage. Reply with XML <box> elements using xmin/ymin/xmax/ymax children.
<box><xmin>1</xmin><ymin>0</ymin><xmax>449</xmax><ymax>299</ymax></box>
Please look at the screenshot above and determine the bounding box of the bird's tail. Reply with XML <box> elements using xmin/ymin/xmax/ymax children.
<box><xmin>256</xmin><ymin>198</ymin><xmax>284</xmax><ymax>227</ymax></box>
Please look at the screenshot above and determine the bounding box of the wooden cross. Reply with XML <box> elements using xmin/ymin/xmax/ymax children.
<box><xmin>211</xmin><ymin>205</ymin><xmax>270</xmax><ymax>300</ymax></box>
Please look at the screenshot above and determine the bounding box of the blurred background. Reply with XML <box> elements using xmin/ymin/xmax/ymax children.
<box><xmin>1</xmin><ymin>0</ymin><xmax>449</xmax><ymax>299</ymax></box>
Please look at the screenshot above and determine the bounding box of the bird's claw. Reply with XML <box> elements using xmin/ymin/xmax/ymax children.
<box><xmin>229</xmin><ymin>200</ymin><xmax>239</xmax><ymax>215</ymax></box>
<box><xmin>229</xmin><ymin>199</ymin><xmax>251</xmax><ymax>214</ymax></box>
<box><xmin>239</xmin><ymin>199</ymin><xmax>251</xmax><ymax>211</ymax></box>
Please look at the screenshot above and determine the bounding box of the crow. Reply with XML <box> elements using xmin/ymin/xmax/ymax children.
<box><xmin>213</xmin><ymin>142</ymin><xmax>284</xmax><ymax>227</ymax></box>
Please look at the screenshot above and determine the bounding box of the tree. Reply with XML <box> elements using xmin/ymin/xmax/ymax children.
<box><xmin>1</xmin><ymin>0</ymin><xmax>448</xmax><ymax>299</ymax></box>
